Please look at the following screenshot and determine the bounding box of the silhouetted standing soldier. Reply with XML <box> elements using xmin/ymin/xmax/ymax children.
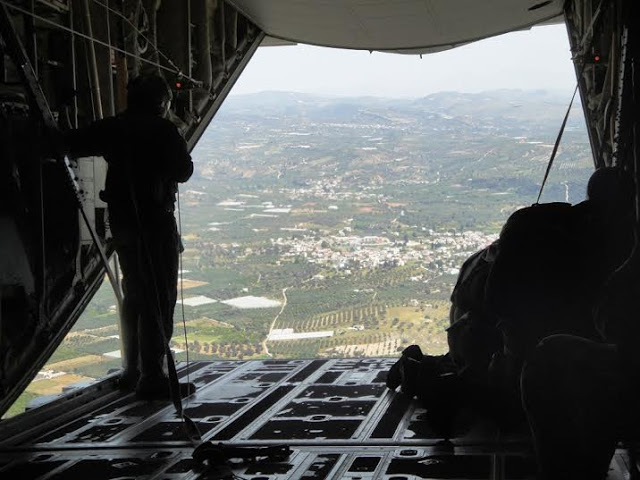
<box><xmin>65</xmin><ymin>74</ymin><xmax>194</xmax><ymax>399</ymax></box>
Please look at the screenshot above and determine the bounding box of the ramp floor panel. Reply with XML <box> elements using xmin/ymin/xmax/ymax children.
<box><xmin>0</xmin><ymin>359</ymin><xmax>633</xmax><ymax>479</ymax></box>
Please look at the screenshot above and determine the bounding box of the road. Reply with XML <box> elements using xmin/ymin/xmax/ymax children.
<box><xmin>262</xmin><ymin>286</ymin><xmax>289</xmax><ymax>357</ymax></box>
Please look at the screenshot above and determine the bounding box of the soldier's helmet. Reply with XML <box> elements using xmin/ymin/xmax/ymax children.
<box><xmin>127</xmin><ymin>74</ymin><xmax>172</xmax><ymax>116</ymax></box>
<box><xmin>587</xmin><ymin>167</ymin><xmax>635</xmax><ymax>214</ymax></box>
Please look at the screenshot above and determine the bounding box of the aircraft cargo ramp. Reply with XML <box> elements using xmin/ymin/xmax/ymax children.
<box><xmin>0</xmin><ymin>358</ymin><xmax>634</xmax><ymax>479</ymax></box>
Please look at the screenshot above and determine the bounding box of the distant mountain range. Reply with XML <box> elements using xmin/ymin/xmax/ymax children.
<box><xmin>221</xmin><ymin>89</ymin><xmax>585</xmax><ymax>130</ymax></box>
<box><xmin>199</xmin><ymin>89</ymin><xmax>593</xmax><ymax>208</ymax></box>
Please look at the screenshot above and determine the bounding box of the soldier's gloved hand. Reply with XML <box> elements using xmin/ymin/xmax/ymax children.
<box><xmin>386</xmin><ymin>345</ymin><xmax>423</xmax><ymax>397</ymax></box>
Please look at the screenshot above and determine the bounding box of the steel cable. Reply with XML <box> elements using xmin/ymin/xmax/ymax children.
<box><xmin>0</xmin><ymin>0</ymin><xmax>201</xmax><ymax>84</ymax></box>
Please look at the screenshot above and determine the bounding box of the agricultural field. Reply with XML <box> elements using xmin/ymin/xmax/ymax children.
<box><xmin>5</xmin><ymin>90</ymin><xmax>593</xmax><ymax>418</ymax></box>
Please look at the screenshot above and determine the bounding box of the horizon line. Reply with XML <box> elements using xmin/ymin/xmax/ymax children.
<box><xmin>228</xmin><ymin>87</ymin><xmax>578</xmax><ymax>100</ymax></box>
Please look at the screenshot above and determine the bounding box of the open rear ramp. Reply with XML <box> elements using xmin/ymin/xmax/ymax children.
<box><xmin>0</xmin><ymin>358</ymin><xmax>636</xmax><ymax>478</ymax></box>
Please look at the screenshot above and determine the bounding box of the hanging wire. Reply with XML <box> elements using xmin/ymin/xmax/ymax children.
<box><xmin>0</xmin><ymin>0</ymin><xmax>201</xmax><ymax>84</ymax></box>
<box><xmin>535</xmin><ymin>84</ymin><xmax>579</xmax><ymax>204</ymax></box>
<box><xmin>123</xmin><ymin>165</ymin><xmax>200</xmax><ymax>443</ymax></box>
<box><xmin>536</xmin><ymin>0</ymin><xmax>612</xmax><ymax>202</ymax></box>
<box><xmin>177</xmin><ymin>185</ymin><xmax>192</xmax><ymax>404</ymax></box>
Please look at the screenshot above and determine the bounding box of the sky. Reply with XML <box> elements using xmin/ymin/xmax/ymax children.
<box><xmin>230</xmin><ymin>25</ymin><xmax>577</xmax><ymax>98</ymax></box>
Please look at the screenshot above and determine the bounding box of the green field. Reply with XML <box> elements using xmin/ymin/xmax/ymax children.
<box><xmin>6</xmin><ymin>90</ymin><xmax>593</xmax><ymax>418</ymax></box>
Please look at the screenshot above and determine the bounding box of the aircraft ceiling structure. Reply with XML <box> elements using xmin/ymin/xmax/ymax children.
<box><xmin>230</xmin><ymin>0</ymin><xmax>565</xmax><ymax>53</ymax></box>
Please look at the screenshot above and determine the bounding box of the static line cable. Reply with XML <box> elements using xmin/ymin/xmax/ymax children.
<box><xmin>125</xmin><ymin>167</ymin><xmax>201</xmax><ymax>446</ymax></box>
<box><xmin>177</xmin><ymin>185</ymin><xmax>192</xmax><ymax>405</ymax></box>
<box><xmin>0</xmin><ymin>0</ymin><xmax>201</xmax><ymax>85</ymax></box>
<box><xmin>535</xmin><ymin>39</ymin><xmax>596</xmax><ymax>204</ymax></box>
<box><xmin>535</xmin><ymin>84</ymin><xmax>579</xmax><ymax>204</ymax></box>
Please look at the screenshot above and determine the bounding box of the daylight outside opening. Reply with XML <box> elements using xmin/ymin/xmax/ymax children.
<box><xmin>173</xmin><ymin>25</ymin><xmax>593</xmax><ymax>361</ymax></box>
<box><xmin>4</xmin><ymin>24</ymin><xmax>593</xmax><ymax>418</ymax></box>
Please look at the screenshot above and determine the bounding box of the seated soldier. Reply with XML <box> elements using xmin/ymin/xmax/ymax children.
<box><xmin>387</xmin><ymin>241</ymin><xmax>505</xmax><ymax>435</ymax></box>
<box><xmin>483</xmin><ymin>168</ymin><xmax>632</xmax><ymax>393</ymax></box>
<box><xmin>448</xmin><ymin>240</ymin><xmax>501</xmax><ymax>391</ymax></box>
<box><xmin>520</xmin><ymin>167</ymin><xmax>636</xmax><ymax>480</ymax></box>
<box><xmin>387</xmin><ymin>167</ymin><xmax>634</xmax><ymax>440</ymax></box>
<box><xmin>492</xmin><ymin>167</ymin><xmax>634</xmax><ymax>357</ymax></box>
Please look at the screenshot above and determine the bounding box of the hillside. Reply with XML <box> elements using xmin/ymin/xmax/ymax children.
<box><xmin>194</xmin><ymin>89</ymin><xmax>592</xmax><ymax>230</ymax></box>
<box><xmin>13</xmin><ymin>90</ymin><xmax>594</xmax><ymax>411</ymax></box>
